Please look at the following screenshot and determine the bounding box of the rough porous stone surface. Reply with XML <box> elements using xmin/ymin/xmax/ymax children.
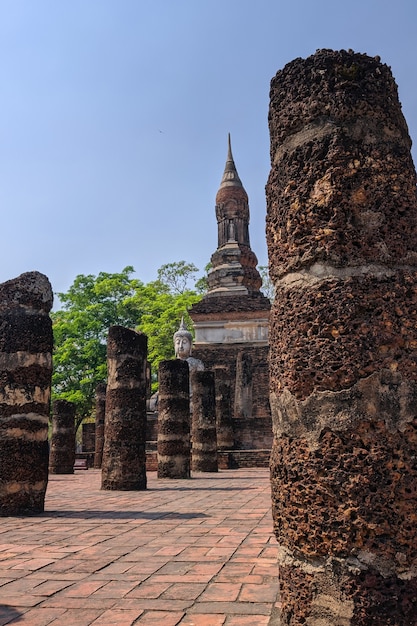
<box><xmin>157</xmin><ymin>359</ymin><xmax>190</xmax><ymax>479</ymax></box>
<box><xmin>191</xmin><ymin>370</ymin><xmax>218</xmax><ymax>472</ymax></box>
<box><xmin>101</xmin><ymin>326</ymin><xmax>148</xmax><ymax>491</ymax></box>
<box><xmin>93</xmin><ymin>382</ymin><xmax>106</xmax><ymax>469</ymax></box>
<box><xmin>267</xmin><ymin>49</ymin><xmax>417</xmax><ymax>625</ymax></box>
<box><xmin>0</xmin><ymin>271</ymin><xmax>53</xmax><ymax>515</ymax></box>
<box><xmin>214</xmin><ymin>367</ymin><xmax>234</xmax><ymax>449</ymax></box>
<box><xmin>49</xmin><ymin>399</ymin><xmax>76</xmax><ymax>474</ymax></box>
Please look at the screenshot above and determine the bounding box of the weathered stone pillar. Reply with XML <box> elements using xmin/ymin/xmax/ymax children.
<box><xmin>267</xmin><ymin>49</ymin><xmax>417</xmax><ymax>625</ymax></box>
<box><xmin>93</xmin><ymin>382</ymin><xmax>106</xmax><ymax>469</ymax></box>
<box><xmin>214</xmin><ymin>367</ymin><xmax>234</xmax><ymax>449</ymax></box>
<box><xmin>101</xmin><ymin>326</ymin><xmax>148</xmax><ymax>491</ymax></box>
<box><xmin>157</xmin><ymin>359</ymin><xmax>190</xmax><ymax>479</ymax></box>
<box><xmin>82</xmin><ymin>422</ymin><xmax>95</xmax><ymax>452</ymax></box>
<box><xmin>0</xmin><ymin>272</ymin><xmax>53</xmax><ymax>515</ymax></box>
<box><xmin>234</xmin><ymin>351</ymin><xmax>253</xmax><ymax>418</ymax></box>
<box><xmin>49</xmin><ymin>399</ymin><xmax>76</xmax><ymax>474</ymax></box>
<box><xmin>191</xmin><ymin>370</ymin><xmax>218</xmax><ymax>472</ymax></box>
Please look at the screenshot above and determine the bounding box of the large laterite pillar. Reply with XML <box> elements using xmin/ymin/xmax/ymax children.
<box><xmin>49</xmin><ymin>399</ymin><xmax>76</xmax><ymax>474</ymax></box>
<box><xmin>191</xmin><ymin>370</ymin><xmax>218</xmax><ymax>472</ymax></box>
<box><xmin>93</xmin><ymin>382</ymin><xmax>106</xmax><ymax>469</ymax></box>
<box><xmin>0</xmin><ymin>272</ymin><xmax>53</xmax><ymax>515</ymax></box>
<box><xmin>266</xmin><ymin>49</ymin><xmax>417</xmax><ymax>625</ymax></box>
<box><xmin>101</xmin><ymin>326</ymin><xmax>148</xmax><ymax>490</ymax></box>
<box><xmin>157</xmin><ymin>359</ymin><xmax>190</xmax><ymax>479</ymax></box>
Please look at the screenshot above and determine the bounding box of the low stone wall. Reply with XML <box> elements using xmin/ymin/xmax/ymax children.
<box><xmin>146</xmin><ymin>448</ymin><xmax>270</xmax><ymax>472</ymax></box>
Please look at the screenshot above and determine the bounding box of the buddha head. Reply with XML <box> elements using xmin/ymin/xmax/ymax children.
<box><xmin>173</xmin><ymin>317</ymin><xmax>193</xmax><ymax>360</ymax></box>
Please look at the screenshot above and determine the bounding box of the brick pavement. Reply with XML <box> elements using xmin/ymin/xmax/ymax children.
<box><xmin>0</xmin><ymin>468</ymin><xmax>280</xmax><ymax>625</ymax></box>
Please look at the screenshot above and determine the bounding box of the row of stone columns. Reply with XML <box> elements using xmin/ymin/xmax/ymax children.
<box><xmin>48</xmin><ymin>331</ymin><xmax>219</xmax><ymax>488</ymax></box>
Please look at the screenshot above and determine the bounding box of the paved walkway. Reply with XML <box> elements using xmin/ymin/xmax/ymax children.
<box><xmin>0</xmin><ymin>468</ymin><xmax>280</xmax><ymax>625</ymax></box>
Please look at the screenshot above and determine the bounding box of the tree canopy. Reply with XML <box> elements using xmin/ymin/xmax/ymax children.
<box><xmin>52</xmin><ymin>263</ymin><xmax>203</xmax><ymax>427</ymax></box>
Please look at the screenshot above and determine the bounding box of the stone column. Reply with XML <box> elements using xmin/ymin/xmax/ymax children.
<box><xmin>93</xmin><ymin>382</ymin><xmax>106</xmax><ymax>469</ymax></box>
<box><xmin>214</xmin><ymin>366</ymin><xmax>234</xmax><ymax>449</ymax></box>
<box><xmin>157</xmin><ymin>359</ymin><xmax>190</xmax><ymax>479</ymax></box>
<box><xmin>49</xmin><ymin>399</ymin><xmax>76</xmax><ymax>474</ymax></box>
<box><xmin>101</xmin><ymin>326</ymin><xmax>148</xmax><ymax>491</ymax></box>
<box><xmin>267</xmin><ymin>49</ymin><xmax>417</xmax><ymax>625</ymax></box>
<box><xmin>234</xmin><ymin>350</ymin><xmax>253</xmax><ymax>418</ymax></box>
<box><xmin>191</xmin><ymin>370</ymin><xmax>218</xmax><ymax>472</ymax></box>
<box><xmin>0</xmin><ymin>272</ymin><xmax>53</xmax><ymax>516</ymax></box>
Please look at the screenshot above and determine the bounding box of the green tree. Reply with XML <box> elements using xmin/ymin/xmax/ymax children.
<box><xmin>52</xmin><ymin>266</ymin><xmax>144</xmax><ymax>429</ymax></box>
<box><xmin>52</xmin><ymin>262</ymin><xmax>203</xmax><ymax>426</ymax></box>
<box><xmin>156</xmin><ymin>261</ymin><xmax>199</xmax><ymax>294</ymax></box>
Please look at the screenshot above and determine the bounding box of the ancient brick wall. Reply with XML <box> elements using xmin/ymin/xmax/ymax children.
<box><xmin>267</xmin><ymin>49</ymin><xmax>417</xmax><ymax>625</ymax></box>
<box><xmin>192</xmin><ymin>344</ymin><xmax>270</xmax><ymax>420</ymax></box>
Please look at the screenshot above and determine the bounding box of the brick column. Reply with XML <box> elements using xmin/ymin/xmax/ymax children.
<box><xmin>266</xmin><ymin>49</ymin><xmax>417</xmax><ymax>625</ymax></box>
<box><xmin>101</xmin><ymin>326</ymin><xmax>148</xmax><ymax>491</ymax></box>
<box><xmin>93</xmin><ymin>382</ymin><xmax>106</xmax><ymax>469</ymax></box>
<box><xmin>234</xmin><ymin>351</ymin><xmax>253</xmax><ymax>418</ymax></box>
<box><xmin>49</xmin><ymin>399</ymin><xmax>76</xmax><ymax>474</ymax></box>
<box><xmin>214</xmin><ymin>367</ymin><xmax>234</xmax><ymax>449</ymax></box>
<box><xmin>0</xmin><ymin>272</ymin><xmax>53</xmax><ymax>515</ymax></box>
<box><xmin>157</xmin><ymin>359</ymin><xmax>190</xmax><ymax>479</ymax></box>
<box><xmin>191</xmin><ymin>370</ymin><xmax>218</xmax><ymax>472</ymax></box>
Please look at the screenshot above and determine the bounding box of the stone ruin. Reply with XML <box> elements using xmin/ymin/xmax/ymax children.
<box><xmin>49</xmin><ymin>399</ymin><xmax>76</xmax><ymax>474</ymax></box>
<box><xmin>0</xmin><ymin>272</ymin><xmax>53</xmax><ymax>515</ymax></box>
<box><xmin>101</xmin><ymin>325</ymin><xmax>148</xmax><ymax>490</ymax></box>
<box><xmin>189</xmin><ymin>136</ymin><xmax>272</xmax><ymax>464</ymax></box>
<box><xmin>157</xmin><ymin>359</ymin><xmax>191</xmax><ymax>479</ymax></box>
<box><xmin>266</xmin><ymin>49</ymin><xmax>417</xmax><ymax>624</ymax></box>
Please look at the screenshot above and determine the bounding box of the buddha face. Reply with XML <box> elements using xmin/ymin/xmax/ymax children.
<box><xmin>174</xmin><ymin>334</ymin><xmax>191</xmax><ymax>359</ymax></box>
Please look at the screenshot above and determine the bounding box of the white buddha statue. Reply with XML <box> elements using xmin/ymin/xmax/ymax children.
<box><xmin>174</xmin><ymin>318</ymin><xmax>204</xmax><ymax>381</ymax></box>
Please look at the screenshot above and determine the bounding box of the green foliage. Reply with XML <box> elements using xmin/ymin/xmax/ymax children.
<box><xmin>52</xmin><ymin>262</ymin><xmax>203</xmax><ymax>424</ymax></box>
<box><xmin>52</xmin><ymin>267</ymin><xmax>144</xmax><ymax>424</ymax></box>
<box><xmin>156</xmin><ymin>261</ymin><xmax>199</xmax><ymax>294</ymax></box>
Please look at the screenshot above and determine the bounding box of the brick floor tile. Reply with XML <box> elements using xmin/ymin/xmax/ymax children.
<box><xmin>179</xmin><ymin>614</ymin><xmax>226</xmax><ymax>625</ymax></box>
<box><xmin>226</xmin><ymin>615</ymin><xmax>270</xmax><ymax>625</ymax></box>
<box><xmin>60</xmin><ymin>580</ymin><xmax>108</xmax><ymax>597</ymax></box>
<box><xmin>134</xmin><ymin>611</ymin><xmax>185</xmax><ymax>625</ymax></box>
<box><xmin>125</xmin><ymin>580</ymin><xmax>172</xmax><ymax>599</ymax></box>
<box><xmin>90</xmin><ymin>608</ymin><xmax>144</xmax><ymax>625</ymax></box>
<box><xmin>198</xmin><ymin>583</ymin><xmax>242</xmax><ymax>602</ymax></box>
<box><xmin>188</xmin><ymin>601</ymin><xmax>271</xmax><ymax>615</ymax></box>
<box><xmin>92</xmin><ymin>580</ymin><xmax>140</xmax><ymax>598</ymax></box>
<box><xmin>160</xmin><ymin>582</ymin><xmax>206</xmax><ymax>600</ymax></box>
<box><xmin>239</xmin><ymin>582</ymin><xmax>278</xmax><ymax>603</ymax></box>
<box><xmin>1</xmin><ymin>607</ymin><xmax>66</xmax><ymax>625</ymax></box>
<box><xmin>47</xmin><ymin>608</ymin><xmax>103</xmax><ymax>625</ymax></box>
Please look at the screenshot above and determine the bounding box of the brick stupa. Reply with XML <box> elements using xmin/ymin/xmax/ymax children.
<box><xmin>190</xmin><ymin>136</ymin><xmax>272</xmax><ymax>452</ymax></box>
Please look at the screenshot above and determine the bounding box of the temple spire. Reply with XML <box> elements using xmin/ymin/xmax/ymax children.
<box><xmin>220</xmin><ymin>133</ymin><xmax>243</xmax><ymax>189</ymax></box>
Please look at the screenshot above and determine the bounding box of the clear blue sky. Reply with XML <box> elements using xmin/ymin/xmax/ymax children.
<box><xmin>1</xmin><ymin>0</ymin><xmax>416</xmax><ymax>306</ymax></box>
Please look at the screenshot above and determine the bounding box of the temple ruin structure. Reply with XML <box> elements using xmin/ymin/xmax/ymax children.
<box><xmin>0</xmin><ymin>272</ymin><xmax>53</xmax><ymax>515</ymax></box>
<box><xmin>189</xmin><ymin>136</ymin><xmax>272</xmax><ymax>459</ymax></box>
<box><xmin>267</xmin><ymin>49</ymin><xmax>417</xmax><ymax>625</ymax></box>
<box><xmin>101</xmin><ymin>325</ymin><xmax>148</xmax><ymax>490</ymax></box>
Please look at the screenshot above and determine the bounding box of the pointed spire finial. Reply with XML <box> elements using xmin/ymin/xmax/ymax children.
<box><xmin>220</xmin><ymin>133</ymin><xmax>242</xmax><ymax>189</ymax></box>
<box><xmin>227</xmin><ymin>132</ymin><xmax>233</xmax><ymax>161</ymax></box>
